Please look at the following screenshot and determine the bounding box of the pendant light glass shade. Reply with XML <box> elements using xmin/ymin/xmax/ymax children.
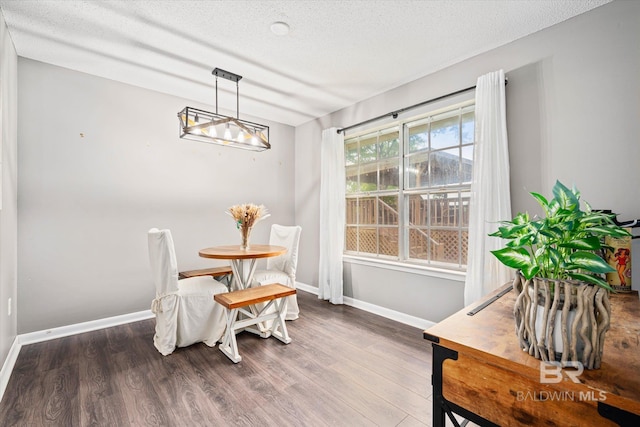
<box><xmin>178</xmin><ymin>68</ymin><xmax>270</xmax><ymax>151</ymax></box>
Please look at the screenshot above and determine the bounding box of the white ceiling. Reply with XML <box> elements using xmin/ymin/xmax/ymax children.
<box><xmin>0</xmin><ymin>0</ymin><xmax>611</xmax><ymax>126</ymax></box>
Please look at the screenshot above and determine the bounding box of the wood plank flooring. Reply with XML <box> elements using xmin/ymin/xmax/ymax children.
<box><xmin>0</xmin><ymin>291</ymin><xmax>436</xmax><ymax>426</ymax></box>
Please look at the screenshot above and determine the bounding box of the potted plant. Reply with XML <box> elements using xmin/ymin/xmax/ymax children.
<box><xmin>490</xmin><ymin>180</ymin><xmax>631</xmax><ymax>369</ymax></box>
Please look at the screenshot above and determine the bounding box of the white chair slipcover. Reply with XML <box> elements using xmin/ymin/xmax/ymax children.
<box><xmin>252</xmin><ymin>224</ymin><xmax>302</xmax><ymax>320</ymax></box>
<box><xmin>148</xmin><ymin>228</ymin><xmax>228</xmax><ymax>356</ymax></box>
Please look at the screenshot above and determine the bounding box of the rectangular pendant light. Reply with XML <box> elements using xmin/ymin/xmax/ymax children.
<box><xmin>178</xmin><ymin>68</ymin><xmax>270</xmax><ymax>151</ymax></box>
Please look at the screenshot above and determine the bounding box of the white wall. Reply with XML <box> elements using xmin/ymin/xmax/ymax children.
<box><xmin>0</xmin><ymin>9</ymin><xmax>18</xmax><ymax>368</ymax></box>
<box><xmin>17</xmin><ymin>59</ymin><xmax>295</xmax><ymax>333</ymax></box>
<box><xmin>11</xmin><ymin>0</ymin><xmax>640</xmax><ymax>337</ymax></box>
<box><xmin>295</xmin><ymin>0</ymin><xmax>640</xmax><ymax>323</ymax></box>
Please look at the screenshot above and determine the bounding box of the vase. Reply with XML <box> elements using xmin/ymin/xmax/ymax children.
<box><xmin>239</xmin><ymin>225</ymin><xmax>252</xmax><ymax>250</ymax></box>
<box><xmin>513</xmin><ymin>272</ymin><xmax>611</xmax><ymax>369</ymax></box>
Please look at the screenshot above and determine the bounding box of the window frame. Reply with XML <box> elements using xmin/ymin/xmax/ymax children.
<box><xmin>343</xmin><ymin>100</ymin><xmax>474</xmax><ymax>273</ymax></box>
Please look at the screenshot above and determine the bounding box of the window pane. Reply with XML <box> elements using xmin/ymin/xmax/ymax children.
<box><xmin>379</xmin><ymin>227</ymin><xmax>398</xmax><ymax>257</ymax></box>
<box><xmin>408</xmin><ymin>227</ymin><xmax>430</xmax><ymax>260</ymax></box>
<box><xmin>345</xmin><ymin>198</ymin><xmax>358</xmax><ymax>224</ymax></box>
<box><xmin>359</xmin><ymin>135</ymin><xmax>377</xmax><ymax>163</ymax></box>
<box><xmin>430</xmin><ymin>192</ymin><xmax>460</xmax><ymax>227</ymax></box>
<box><xmin>408</xmin><ymin>123</ymin><xmax>428</xmax><ymax>153</ymax></box>
<box><xmin>461</xmin><ymin>230</ymin><xmax>468</xmax><ymax>266</ymax></box>
<box><xmin>345</xmin><ymin>140</ymin><xmax>358</xmax><ymax>166</ymax></box>
<box><xmin>430</xmin><ymin>148</ymin><xmax>460</xmax><ymax>186</ymax></box>
<box><xmin>408</xmin><ymin>194</ymin><xmax>429</xmax><ymax>226</ymax></box>
<box><xmin>407</xmin><ymin>152</ymin><xmax>429</xmax><ymax>189</ymax></box>
<box><xmin>379</xmin><ymin>130</ymin><xmax>399</xmax><ymax>159</ymax></box>
<box><xmin>358</xmin><ymin>227</ymin><xmax>377</xmax><ymax>254</ymax></box>
<box><xmin>461</xmin><ymin>145</ymin><xmax>473</xmax><ymax>184</ymax></box>
<box><xmin>431</xmin><ymin>116</ymin><xmax>459</xmax><ymax>150</ymax></box>
<box><xmin>379</xmin><ymin>195</ymin><xmax>398</xmax><ymax>225</ymax></box>
<box><xmin>460</xmin><ymin>190</ymin><xmax>471</xmax><ymax>227</ymax></box>
<box><xmin>359</xmin><ymin>197</ymin><xmax>376</xmax><ymax>225</ymax></box>
<box><xmin>431</xmin><ymin>229</ymin><xmax>462</xmax><ymax>264</ymax></box>
<box><xmin>345</xmin><ymin>226</ymin><xmax>357</xmax><ymax>251</ymax></box>
<box><xmin>380</xmin><ymin>159</ymin><xmax>399</xmax><ymax>190</ymax></box>
<box><xmin>346</xmin><ymin>165</ymin><xmax>359</xmax><ymax>193</ymax></box>
<box><xmin>461</xmin><ymin>112</ymin><xmax>474</xmax><ymax>144</ymax></box>
<box><xmin>358</xmin><ymin>163</ymin><xmax>377</xmax><ymax>192</ymax></box>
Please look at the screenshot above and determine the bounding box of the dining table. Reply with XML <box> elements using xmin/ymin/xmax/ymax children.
<box><xmin>198</xmin><ymin>244</ymin><xmax>287</xmax><ymax>291</ymax></box>
<box><xmin>199</xmin><ymin>244</ymin><xmax>288</xmax><ymax>338</ymax></box>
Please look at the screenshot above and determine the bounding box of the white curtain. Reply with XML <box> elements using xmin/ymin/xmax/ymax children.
<box><xmin>464</xmin><ymin>70</ymin><xmax>513</xmax><ymax>307</ymax></box>
<box><xmin>318</xmin><ymin>127</ymin><xmax>345</xmax><ymax>304</ymax></box>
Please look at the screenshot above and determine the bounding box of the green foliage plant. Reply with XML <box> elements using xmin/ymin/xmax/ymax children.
<box><xmin>490</xmin><ymin>181</ymin><xmax>631</xmax><ymax>291</ymax></box>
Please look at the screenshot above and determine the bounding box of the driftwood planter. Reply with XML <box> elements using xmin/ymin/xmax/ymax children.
<box><xmin>512</xmin><ymin>272</ymin><xmax>611</xmax><ymax>369</ymax></box>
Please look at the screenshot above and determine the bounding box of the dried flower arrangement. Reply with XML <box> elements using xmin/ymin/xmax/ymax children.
<box><xmin>226</xmin><ymin>203</ymin><xmax>270</xmax><ymax>249</ymax></box>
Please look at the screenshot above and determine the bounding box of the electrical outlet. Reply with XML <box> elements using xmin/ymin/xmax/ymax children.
<box><xmin>7</xmin><ymin>297</ymin><xmax>11</xmax><ymax>316</ymax></box>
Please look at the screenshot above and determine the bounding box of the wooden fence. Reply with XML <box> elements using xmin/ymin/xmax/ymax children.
<box><xmin>345</xmin><ymin>194</ymin><xmax>468</xmax><ymax>264</ymax></box>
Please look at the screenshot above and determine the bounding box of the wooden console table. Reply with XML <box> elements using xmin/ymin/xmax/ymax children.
<box><xmin>424</xmin><ymin>283</ymin><xmax>640</xmax><ymax>426</ymax></box>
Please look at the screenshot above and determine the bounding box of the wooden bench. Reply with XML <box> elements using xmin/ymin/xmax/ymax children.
<box><xmin>214</xmin><ymin>283</ymin><xmax>296</xmax><ymax>363</ymax></box>
<box><xmin>178</xmin><ymin>266</ymin><xmax>233</xmax><ymax>280</ymax></box>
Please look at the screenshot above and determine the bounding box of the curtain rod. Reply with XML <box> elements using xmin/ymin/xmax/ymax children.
<box><xmin>336</xmin><ymin>79</ymin><xmax>507</xmax><ymax>135</ymax></box>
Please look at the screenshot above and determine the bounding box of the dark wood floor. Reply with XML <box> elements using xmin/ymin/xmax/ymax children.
<box><xmin>0</xmin><ymin>290</ymin><xmax>436</xmax><ymax>426</ymax></box>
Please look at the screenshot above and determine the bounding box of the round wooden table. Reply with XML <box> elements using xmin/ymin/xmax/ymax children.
<box><xmin>199</xmin><ymin>244</ymin><xmax>286</xmax><ymax>290</ymax></box>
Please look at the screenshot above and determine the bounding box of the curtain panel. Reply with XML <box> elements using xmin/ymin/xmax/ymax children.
<box><xmin>464</xmin><ymin>70</ymin><xmax>513</xmax><ymax>306</ymax></box>
<box><xmin>318</xmin><ymin>128</ymin><xmax>345</xmax><ymax>304</ymax></box>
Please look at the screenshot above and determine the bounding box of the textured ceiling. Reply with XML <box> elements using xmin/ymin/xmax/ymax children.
<box><xmin>0</xmin><ymin>0</ymin><xmax>611</xmax><ymax>126</ymax></box>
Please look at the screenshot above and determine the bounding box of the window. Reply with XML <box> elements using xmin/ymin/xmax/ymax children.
<box><xmin>344</xmin><ymin>103</ymin><xmax>474</xmax><ymax>270</ymax></box>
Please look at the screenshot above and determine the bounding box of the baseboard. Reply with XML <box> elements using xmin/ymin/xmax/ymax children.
<box><xmin>0</xmin><ymin>336</ymin><xmax>21</xmax><ymax>404</ymax></box>
<box><xmin>296</xmin><ymin>281</ymin><xmax>318</xmax><ymax>295</ymax></box>
<box><xmin>343</xmin><ymin>296</ymin><xmax>435</xmax><ymax>330</ymax></box>
<box><xmin>18</xmin><ymin>310</ymin><xmax>154</xmax><ymax>346</ymax></box>
<box><xmin>296</xmin><ymin>281</ymin><xmax>435</xmax><ymax>330</ymax></box>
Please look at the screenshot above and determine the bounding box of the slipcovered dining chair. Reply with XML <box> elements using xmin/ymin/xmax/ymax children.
<box><xmin>252</xmin><ymin>224</ymin><xmax>302</xmax><ymax>320</ymax></box>
<box><xmin>148</xmin><ymin>228</ymin><xmax>228</xmax><ymax>356</ymax></box>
